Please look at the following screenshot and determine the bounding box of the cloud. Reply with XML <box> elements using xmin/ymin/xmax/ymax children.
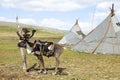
<box><xmin>0</xmin><ymin>0</ymin><xmax>16</xmax><ymax>8</ymax></box>
<box><xmin>95</xmin><ymin>1</ymin><xmax>120</xmax><ymax>15</ymax></box>
<box><xmin>94</xmin><ymin>12</ymin><xmax>108</xmax><ymax>20</ymax></box>
<box><xmin>90</xmin><ymin>1</ymin><xmax>120</xmax><ymax>28</ymax></box>
<box><xmin>40</xmin><ymin>18</ymin><xmax>70</xmax><ymax>30</ymax></box>
<box><xmin>0</xmin><ymin>16</ymin><xmax>14</xmax><ymax>22</ymax></box>
<box><xmin>1</xmin><ymin>0</ymin><xmax>117</xmax><ymax>12</ymax></box>
<box><xmin>0</xmin><ymin>16</ymin><xmax>37</xmax><ymax>26</ymax></box>
<box><xmin>0</xmin><ymin>17</ymin><xmax>6</xmax><ymax>20</ymax></box>
<box><xmin>0</xmin><ymin>0</ymin><xmax>84</xmax><ymax>12</ymax></box>
<box><xmin>0</xmin><ymin>0</ymin><xmax>119</xmax><ymax>11</ymax></box>
<box><xmin>97</xmin><ymin>2</ymin><xmax>112</xmax><ymax>10</ymax></box>
<box><xmin>0</xmin><ymin>16</ymin><xmax>72</xmax><ymax>30</ymax></box>
<box><xmin>79</xmin><ymin>21</ymin><xmax>92</xmax><ymax>33</ymax></box>
<box><xmin>19</xmin><ymin>18</ymin><xmax>37</xmax><ymax>25</ymax></box>
<box><xmin>0</xmin><ymin>16</ymin><xmax>93</xmax><ymax>33</ymax></box>
<box><xmin>40</xmin><ymin>18</ymin><xmax>93</xmax><ymax>32</ymax></box>
<box><xmin>0</xmin><ymin>0</ymin><xmax>120</xmax><ymax>32</ymax></box>
<box><xmin>21</xmin><ymin>0</ymin><xmax>83</xmax><ymax>11</ymax></box>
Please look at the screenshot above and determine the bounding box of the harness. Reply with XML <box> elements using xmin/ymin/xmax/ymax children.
<box><xmin>35</xmin><ymin>41</ymin><xmax>55</xmax><ymax>57</ymax></box>
<box><xmin>26</xmin><ymin>42</ymin><xmax>33</xmax><ymax>54</ymax></box>
<box><xmin>45</xmin><ymin>44</ymin><xmax>55</xmax><ymax>57</ymax></box>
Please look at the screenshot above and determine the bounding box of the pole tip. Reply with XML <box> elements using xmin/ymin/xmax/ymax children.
<box><xmin>110</xmin><ymin>3</ymin><xmax>115</xmax><ymax>17</ymax></box>
<box><xmin>16</xmin><ymin>16</ymin><xmax>18</xmax><ymax>20</ymax></box>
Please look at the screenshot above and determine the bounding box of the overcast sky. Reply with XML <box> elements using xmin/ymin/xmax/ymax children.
<box><xmin>0</xmin><ymin>0</ymin><xmax>120</xmax><ymax>32</ymax></box>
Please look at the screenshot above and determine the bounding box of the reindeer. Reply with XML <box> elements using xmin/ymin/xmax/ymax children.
<box><xmin>17</xmin><ymin>28</ymin><xmax>64</xmax><ymax>75</ymax></box>
<box><xmin>32</xmin><ymin>40</ymin><xmax>63</xmax><ymax>75</ymax></box>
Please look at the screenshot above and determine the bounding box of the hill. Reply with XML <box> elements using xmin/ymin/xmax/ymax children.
<box><xmin>0</xmin><ymin>21</ymin><xmax>67</xmax><ymax>34</ymax></box>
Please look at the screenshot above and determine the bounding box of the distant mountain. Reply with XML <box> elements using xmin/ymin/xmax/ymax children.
<box><xmin>0</xmin><ymin>21</ymin><xmax>67</xmax><ymax>34</ymax></box>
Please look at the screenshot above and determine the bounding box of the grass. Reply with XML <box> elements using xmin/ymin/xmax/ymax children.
<box><xmin>0</xmin><ymin>26</ymin><xmax>120</xmax><ymax>80</ymax></box>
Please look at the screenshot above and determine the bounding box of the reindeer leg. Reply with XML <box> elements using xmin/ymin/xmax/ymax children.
<box><xmin>53</xmin><ymin>57</ymin><xmax>60</xmax><ymax>75</ymax></box>
<box><xmin>36</xmin><ymin>55</ymin><xmax>42</xmax><ymax>73</ymax></box>
<box><xmin>37</xmin><ymin>54</ymin><xmax>47</xmax><ymax>74</ymax></box>
<box><xmin>37</xmin><ymin>57</ymin><xmax>42</xmax><ymax>73</ymax></box>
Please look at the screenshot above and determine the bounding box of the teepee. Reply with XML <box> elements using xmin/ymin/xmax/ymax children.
<box><xmin>72</xmin><ymin>4</ymin><xmax>120</xmax><ymax>54</ymax></box>
<box><xmin>58</xmin><ymin>20</ymin><xmax>85</xmax><ymax>45</ymax></box>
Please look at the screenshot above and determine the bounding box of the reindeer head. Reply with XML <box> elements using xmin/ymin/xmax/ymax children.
<box><xmin>17</xmin><ymin>28</ymin><xmax>36</xmax><ymax>41</ymax></box>
<box><xmin>17</xmin><ymin>28</ymin><xmax>36</xmax><ymax>49</ymax></box>
<box><xmin>17</xmin><ymin>39</ymin><xmax>35</xmax><ymax>54</ymax></box>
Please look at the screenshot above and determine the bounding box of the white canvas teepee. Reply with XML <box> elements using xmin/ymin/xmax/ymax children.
<box><xmin>58</xmin><ymin>20</ymin><xmax>85</xmax><ymax>45</ymax></box>
<box><xmin>72</xmin><ymin>4</ymin><xmax>120</xmax><ymax>54</ymax></box>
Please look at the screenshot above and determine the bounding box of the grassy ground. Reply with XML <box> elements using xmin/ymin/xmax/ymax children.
<box><xmin>0</xmin><ymin>26</ymin><xmax>120</xmax><ymax>80</ymax></box>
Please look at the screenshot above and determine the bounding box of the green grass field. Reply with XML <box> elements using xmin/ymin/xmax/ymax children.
<box><xmin>0</xmin><ymin>26</ymin><xmax>120</xmax><ymax>80</ymax></box>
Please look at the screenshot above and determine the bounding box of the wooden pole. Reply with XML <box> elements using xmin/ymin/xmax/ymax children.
<box><xmin>111</xmin><ymin>4</ymin><xmax>115</xmax><ymax>17</ymax></box>
<box><xmin>91</xmin><ymin>4</ymin><xmax>114</xmax><ymax>54</ymax></box>
<box><xmin>16</xmin><ymin>16</ymin><xmax>27</xmax><ymax>71</ymax></box>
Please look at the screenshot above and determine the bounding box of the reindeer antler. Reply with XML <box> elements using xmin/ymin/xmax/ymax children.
<box><xmin>29</xmin><ymin>29</ymin><xmax>36</xmax><ymax>39</ymax></box>
<box><xmin>16</xmin><ymin>31</ymin><xmax>24</xmax><ymax>40</ymax></box>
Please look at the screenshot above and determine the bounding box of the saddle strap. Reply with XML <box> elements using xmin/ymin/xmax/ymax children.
<box><xmin>48</xmin><ymin>44</ymin><xmax>54</xmax><ymax>51</ymax></box>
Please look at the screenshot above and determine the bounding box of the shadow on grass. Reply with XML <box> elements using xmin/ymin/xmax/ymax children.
<box><xmin>26</xmin><ymin>63</ymin><xmax>68</xmax><ymax>75</ymax></box>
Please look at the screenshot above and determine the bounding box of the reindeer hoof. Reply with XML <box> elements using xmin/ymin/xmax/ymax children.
<box><xmin>38</xmin><ymin>70</ymin><xmax>43</xmax><ymax>73</ymax></box>
<box><xmin>24</xmin><ymin>71</ymin><xmax>29</xmax><ymax>75</ymax></box>
<box><xmin>43</xmin><ymin>70</ymin><xmax>47</xmax><ymax>74</ymax></box>
<box><xmin>52</xmin><ymin>72</ymin><xmax>57</xmax><ymax>75</ymax></box>
<box><xmin>38</xmin><ymin>70</ymin><xmax>47</xmax><ymax>74</ymax></box>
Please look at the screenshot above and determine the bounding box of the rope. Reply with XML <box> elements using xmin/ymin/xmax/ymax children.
<box><xmin>91</xmin><ymin>15</ymin><xmax>112</xmax><ymax>54</ymax></box>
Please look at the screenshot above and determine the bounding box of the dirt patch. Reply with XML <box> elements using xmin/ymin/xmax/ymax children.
<box><xmin>0</xmin><ymin>64</ymin><xmax>26</xmax><ymax>80</ymax></box>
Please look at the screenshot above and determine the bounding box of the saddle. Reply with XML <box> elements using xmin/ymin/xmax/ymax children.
<box><xmin>32</xmin><ymin>40</ymin><xmax>55</xmax><ymax>57</ymax></box>
<box><xmin>43</xmin><ymin>42</ymin><xmax>55</xmax><ymax>57</ymax></box>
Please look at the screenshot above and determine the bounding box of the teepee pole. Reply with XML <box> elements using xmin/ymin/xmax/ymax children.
<box><xmin>111</xmin><ymin>4</ymin><xmax>115</xmax><ymax>53</ymax></box>
<box><xmin>16</xmin><ymin>16</ymin><xmax>27</xmax><ymax>71</ymax></box>
<box><xmin>92</xmin><ymin>4</ymin><xmax>115</xmax><ymax>54</ymax></box>
<box><xmin>111</xmin><ymin>4</ymin><xmax>115</xmax><ymax>17</ymax></box>
<box><xmin>70</xmin><ymin>19</ymin><xmax>78</xmax><ymax>32</ymax></box>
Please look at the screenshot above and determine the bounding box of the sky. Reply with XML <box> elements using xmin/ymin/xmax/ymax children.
<box><xmin>0</xmin><ymin>0</ymin><xmax>120</xmax><ymax>33</ymax></box>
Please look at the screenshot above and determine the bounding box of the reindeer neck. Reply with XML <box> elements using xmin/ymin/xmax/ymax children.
<box><xmin>26</xmin><ymin>42</ymin><xmax>34</xmax><ymax>54</ymax></box>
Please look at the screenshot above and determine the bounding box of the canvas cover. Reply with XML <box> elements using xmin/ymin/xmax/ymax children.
<box><xmin>72</xmin><ymin>13</ymin><xmax>120</xmax><ymax>54</ymax></box>
<box><xmin>58</xmin><ymin>20</ymin><xmax>85</xmax><ymax>45</ymax></box>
